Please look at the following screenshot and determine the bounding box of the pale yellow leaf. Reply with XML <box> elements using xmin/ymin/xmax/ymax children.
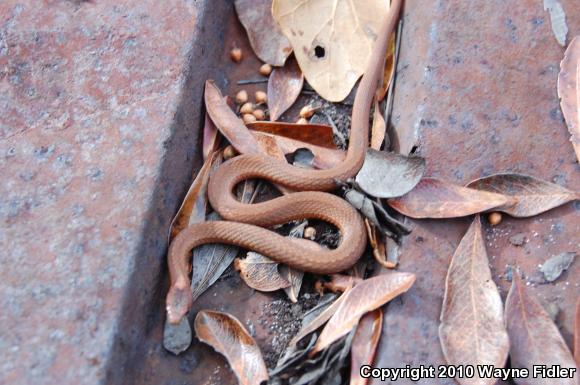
<box><xmin>272</xmin><ymin>0</ymin><xmax>390</xmax><ymax>102</ymax></box>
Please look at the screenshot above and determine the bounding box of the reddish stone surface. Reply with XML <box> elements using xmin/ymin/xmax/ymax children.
<box><xmin>372</xmin><ymin>1</ymin><xmax>579</xmax><ymax>384</ymax></box>
<box><xmin>0</xmin><ymin>1</ymin><xmax>227</xmax><ymax>384</ymax></box>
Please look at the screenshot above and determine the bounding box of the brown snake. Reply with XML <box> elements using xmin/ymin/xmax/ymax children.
<box><xmin>166</xmin><ymin>0</ymin><xmax>402</xmax><ymax>324</ymax></box>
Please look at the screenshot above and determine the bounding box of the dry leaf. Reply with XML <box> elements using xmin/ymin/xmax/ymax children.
<box><xmin>364</xmin><ymin>219</ymin><xmax>389</xmax><ymax>269</ymax></box>
<box><xmin>235</xmin><ymin>252</ymin><xmax>290</xmax><ymax>292</ymax></box>
<box><xmin>323</xmin><ymin>274</ymin><xmax>363</xmax><ymax>293</ymax></box>
<box><xmin>272</xmin><ymin>0</ymin><xmax>390</xmax><ymax>102</ymax></box>
<box><xmin>203</xmin><ymin>111</ymin><xmax>220</xmax><ymax>161</ymax></box>
<box><xmin>543</xmin><ymin>0</ymin><xmax>568</xmax><ymax>46</ymax></box>
<box><xmin>313</xmin><ymin>272</ymin><xmax>415</xmax><ymax>353</ymax></box>
<box><xmin>205</xmin><ymin>80</ymin><xmax>261</xmax><ymax>155</ymax></box>
<box><xmin>575</xmin><ymin>298</ymin><xmax>580</xmax><ymax>368</ymax></box>
<box><xmin>355</xmin><ymin>149</ymin><xmax>426</xmax><ymax>198</ymax></box>
<box><xmin>539</xmin><ymin>252</ymin><xmax>576</xmax><ymax>282</ymax></box>
<box><xmin>234</xmin><ymin>0</ymin><xmax>292</xmax><ymax>66</ymax></box>
<box><xmin>253</xmin><ymin>132</ymin><xmax>287</xmax><ymax>161</ymax></box>
<box><xmin>267</xmin><ymin>56</ymin><xmax>304</xmax><ymax>121</ymax></box>
<box><xmin>388</xmin><ymin>178</ymin><xmax>510</xmax><ymax>219</ymax></box>
<box><xmin>194</xmin><ymin>310</ymin><xmax>268</xmax><ymax>385</ymax></box>
<box><xmin>377</xmin><ymin>33</ymin><xmax>397</xmax><ymax>101</ymax></box>
<box><xmin>280</xmin><ymin>222</ymin><xmax>307</xmax><ymax>302</ymax></box>
<box><xmin>252</xmin><ymin>131</ymin><xmax>345</xmax><ymax>169</ymax></box>
<box><xmin>439</xmin><ymin>216</ymin><xmax>509</xmax><ymax>385</ymax></box>
<box><xmin>288</xmin><ymin>291</ymin><xmax>349</xmax><ymax>349</ymax></box>
<box><xmin>505</xmin><ymin>273</ymin><xmax>577</xmax><ymax>385</ymax></box>
<box><xmin>558</xmin><ymin>36</ymin><xmax>580</xmax><ymax>162</ymax></box>
<box><xmin>168</xmin><ymin>151</ymin><xmax>222</xmax><ymax>240</ymax></box>
<box><xmin>350</xmin><ymin>309</ymin><xmax>383</xmax><ymax>385</ymax></box>
<box><xmin>466</xmin><ymin>173</ymin><xmax>579</xmax><ymax>217</ymax></box>
<box><xmin>190</xmin><ymin>212</ymin><xmax>241</xmax><ymax>305</ymax></box>
<box><xmin>370</xmin><ymin>99</ymin><xmax>386</xmax><ymax>150</ymax></box>
<box><xmin>247</xmin><ymin>121</ymin><xmax>335</xmax><ymax>148</ymax></box>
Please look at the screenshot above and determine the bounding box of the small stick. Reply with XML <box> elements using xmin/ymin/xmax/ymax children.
<box><xmin>237</xmin><ymin>79</ymin><xmax>268</xmax><ymax>85</ymax></box>
<box><xmin>383</xmin><ymin>19</ymin><xmax>403</xmax><ymax>134</ymax></box>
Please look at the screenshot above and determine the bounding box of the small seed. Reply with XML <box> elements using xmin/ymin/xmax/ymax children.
<box><xmin>230</xmin><ymin>47</ymin><xmax>242</xmax><ymax>63</ymax></box>
<box><xmin>253</xmin><ymin>109</ymin><xmax>265</xmax><ymax>120</ymax></box>
<box><xmin>235</xmin><ymin>90</ymin><xmax>248</xmax><ymax>104</ymax></box>
<box><xmin>255</xmin><ymin>90</ymin><xmax>267</xmax><ymax>105</ymax></box>
<box><xmin>296</xmin><ymin>117</ymin><xmax>308</xmax><ymax>125</ymax></box>
<box><xmin>299</xmin><ymin>105</ymin><xmax>316</xmax><ymax>118</ymax></box>
<box><xmin>240</xmin><ymin>102</ymin><xmax>254</xmax><ymax>115</ymax></box>
<box><xmin>488</xmin><ymin>212</ymin><xmax>502</xmax><ymax>226</ymax></box>
<box><xmin>223</xmin><ymin>145</ymin><xmax>237</xmax><ymax>160</ymax></box>
<box><xmin>304</xmin><ymin>227</ymin><xmax>316</xmax><ymax>240</ymax></box>
<box><xmin>259</xmin><ymin>63</ymin><xmax>272</xmax><ymax>76</ymax></box>
<box><xmin>242</xmin><ymin>113</ymin><xmax>257</xmax><ymax>124</ymax></box>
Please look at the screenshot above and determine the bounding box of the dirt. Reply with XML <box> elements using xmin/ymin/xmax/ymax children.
<box><xmin>257</xmin><ymin>291</ymin><xmax>321</xmax><ymax>368</ymax></box>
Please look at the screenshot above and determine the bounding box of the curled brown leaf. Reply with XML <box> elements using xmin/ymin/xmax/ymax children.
<box><xmin>350</xmin><ymin>309</ymin><xmax>383</xmax><ymax>385</ymax></box>
<box><xmin>202</xmin><ymin>111</ymin><xmax>220</xmax><ymax>161</ymax></box>
<box><xmin>168</xmin><ymin>151</ymin><xmax>222</xmax><ymax>240</ymax></box>
<box><xmin>388</xmin><ymin>178</ymin><xmax>510</xmax><ymax>218</ymax></box>
<box><xmin>557</xmin><ymin>33</ymin><xmax>579</xmax><ymax>161</ymax></box>
<box><xmin>194</xmin><ymin>310</ymin><xmax>268</xmax><ymax>385</ymax></box>
<box><xmin>505</xmin><ymin>273</ymin><xmax>577</xmax><ymax>385</ymax></box>
<box><xmin>313</xmin><ymin>272</ymin><xmax>415</xmax><ymax>354</ymax></box>
<box><xmin>439</xmin><ymin>216</ymin><xmax>509</xmax><ymax>385</ymax></box>
<box><xmin>205</xmin><ymin>80</ymin><xmax>261</xmax><ymax>155</ymax></box>
<box><xmin>467</xmin><ymin>173</ymin><xmax>579</xmax><ymax>217</ymax></box>
<box><xmin>267</xmin><ymin>56</ymin><xmax>304</xmax><ymax>121</ymax></box>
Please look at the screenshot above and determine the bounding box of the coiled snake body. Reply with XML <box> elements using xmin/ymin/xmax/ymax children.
<box><xmin>166</xmin><ymin>0</ymin><xmax>402</xmax><ymax>324</ymax></box>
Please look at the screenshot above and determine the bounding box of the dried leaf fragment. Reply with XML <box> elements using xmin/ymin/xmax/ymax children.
<box><xmin>439</xmin><ymin>216</ymin><xmax>509</xmax><ymax>385</ymax></box>
<box><xmin>370</xmin><ymin>100</ymin><xmax>386</xmax><ymax>150</ymax></box>
<box><xmin>272</xmin><ymin>0</ymin><xmax>390</xmax><ymax>101</ymax></box>
<box><xmin>235</xmin><ymin>252</ymin><xmax>290</xmax><ymax>292</ymax></box>
<box><xmin>168</xmin><ymin>151</ymin><xmax>222</xmax><ymax>240</ymax></box>
<box><xmin>350</xmin><ymin>309</ymin><xmax>383</xmax><ymax>385</ymax></box>
<box><xmin>388</xmin><ymin>178</ymin><xmax>510</xmax><ymax>218</ymax></box>
<box><xmin>194</xmin><ymin>310</ymin><xmax>268</xmax><ymax>385</ymax></box>
<box><xmin>247</xmin><ymin>121</ymin><xmax>335</xmax><ymax>148</ymax></box>
<box><xmin>505</xmin><ymin>273</ymin><xmax>577</xmax><ymax>385</ymax></box>
<box><xmin>558</xmin><ymin>35</ymin><xmax>580</xmax><ymax>162</ymax></box>
<box><xmin>234</xmin><ymin>0</ymin><xmax>292</xmax><ymax>66</ymax></box>
<box><xmin>467</xmin><ymin>173</ymin><xmax>579</xmax><ymax>217</ymax></box>
<box><xmin>543</xmin><ymin>0</ymin><xmax>568</xmax><ymax>46</ymax></box>
<box><xmin>356</xmin><ymin>149</ymin><xmax>426</xmax><ymax>198</ymax></box>
<box><xmin>539</xmin><ymin>252</ymin><xmax>576</xmax><ymax>282</ymax></box>
<box><xmin>267</xmin><ymin>56</ymin><xmax>304</xmax><ymax>121</ymax></box>
<box><xmin>313</xmin><ymin>272</ymin><xmax>415</xmax><ymax>353</ymax></box>
<box><xmin>205</xmin><ymin>80</ymin><xmax>261</xmax><ymax>155</ymax></box>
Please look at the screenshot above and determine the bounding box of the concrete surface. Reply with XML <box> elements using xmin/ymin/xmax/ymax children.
<box><xmin>0</xmin><ymin>1</ymin><xmax>227</xmax><ymax>384</ymax></box>
<box><xmin>372</xmin><ymin>1</ymin><xmax>580</xmax><ymax>384</ymax></box>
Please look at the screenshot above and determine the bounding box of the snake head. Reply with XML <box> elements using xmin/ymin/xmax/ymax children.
<box><xmin>165</xmin><ymin>280</ymin><xmax>192</xmax><ymax>325</ymax></box>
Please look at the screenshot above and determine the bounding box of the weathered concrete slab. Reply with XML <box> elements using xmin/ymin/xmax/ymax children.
<box><xmin>0</xmin><ymin>1</ymin><xmax>228</xmax><ymax>384</ymax></box>
<box><xmin>373</xmin><ymin>1</ymin><xmax>579</xmax><ymax>383</ymax></box>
